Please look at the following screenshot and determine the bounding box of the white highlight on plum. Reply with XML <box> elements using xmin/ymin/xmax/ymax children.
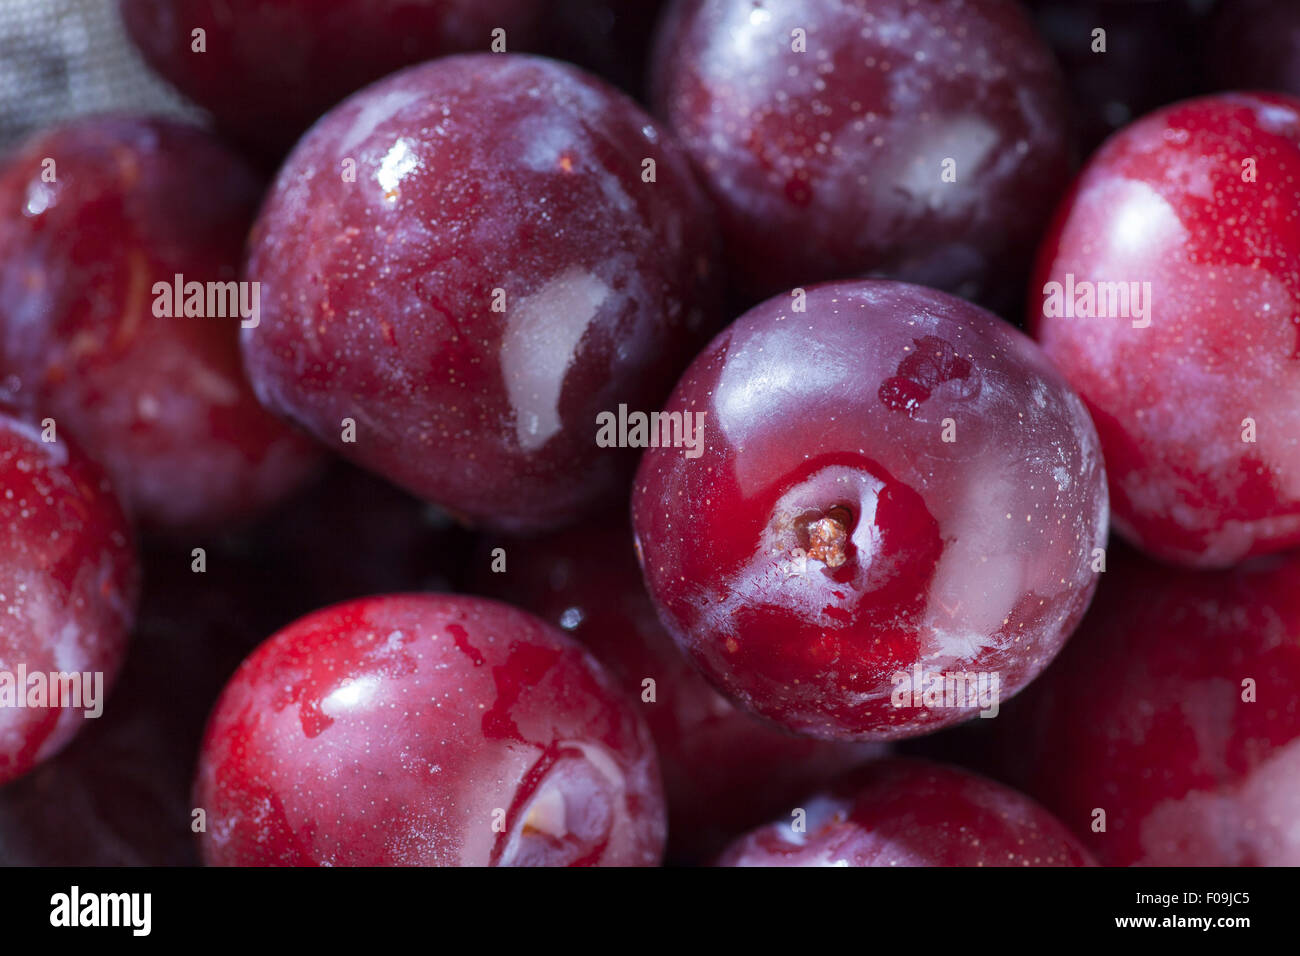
<box><xmin>321</xmin><ymin>675</ymin><xmax>380</xmax><ymax>716</ymax></box>
<box><xmin>501</xmin><ymin>268</ymin><xmax>611</xmax><ymax>452</ymax></box>
<box><xmin>376</xmin><ymin>137</ymin><xmax>421</xmax><ymax>200</ymax></box>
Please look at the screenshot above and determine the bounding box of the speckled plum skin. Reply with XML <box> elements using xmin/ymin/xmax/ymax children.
<box><xmin>650</xmin><ymin>0</ymin><xmax>1072</xmax><ymax>306</ymax></box>
<box><xmin>982</xmin><ymin>545</ymin><xmax>1300</xmax><ymax>867</ymax></box>
<box><xmin>242</xmin><ymin>54</ymin><xmax>722</xmax><ymax>534</ymax></box>
<box><xmin>0</xmin><ymin>410</ymin><xmax>138</xmax><ymax>786</ymax></box>
<box><xmin>717</xmin><ymin>759</ymin><xmax>1094</xmax><ymax>867</ymax></box>
<box><xmin>1030</xmin><ymin>94</ymin><xmax>1300</xmax><ymax>567</ymax></box>
<box><xmin>0</xmin><ymin>118</ymin><xmax>321</xmax><ymax>534</ymax></box>
<box><xmin>632</xmin><ymin>280</ymin><xmax>1108</xmax><ymax>741</ymax></box>
<box><xmin>473</xmin><ymin>518</ymin><xmax>882</xmax><ymax>861</ymax></box>
<box><xmin>195</xmin><ymin>594</ymin><xmax>666</xmax><ymax>867</ymax></box>
<box><xmin>119</xmin><ymin>0</ymin><xmax>554</xmax><ymax>159</ymax></box>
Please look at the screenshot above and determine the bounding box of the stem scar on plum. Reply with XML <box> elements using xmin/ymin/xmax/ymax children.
<box><xmin>795</xmin><ymin>504</ymin><xmax>856</xmax><ymax>569</ymax></box>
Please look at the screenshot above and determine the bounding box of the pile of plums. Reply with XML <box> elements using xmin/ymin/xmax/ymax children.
<box><xmin>1</xmin><ymin>0</ymin><xmax>1298</xmax><ymax>867</ymax></box>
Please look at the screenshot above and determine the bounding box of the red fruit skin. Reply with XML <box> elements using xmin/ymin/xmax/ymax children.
<box><xmin>195</xmin><ymin>594</ymin><xmax>666</xmax><ymax>866</ymax></box>
<box><xmin>119</xmin><ymin>0</ymin><xmax>553</xmax><ymax>160</ymax></box>
<box><xmin>242</xmin><ymin>54</ymin><xmax>723</xmax><ymax>534</ymax></box>
<box><xmin>981</xmin><ymin>545</ymin><xmax>1300</xmax><ymax>867</ymax></box>
<box><xmin>717</xmin><ymin>758</ymin><xmax>1094</xmax><ymax>867</ymax></box>
<box><xmin>632</xmin><ymin>280</ymin><xmax>1108</xmax><ymax>742</ymax></box>
<box><xmin>473</xmin><ymin>518</ymin><xmax>882</xmax><ymax>861</ymax></box>
<box><xmin>650</xmin><ymin>0</ymin><xmax>1072</xmax><ymax>308</ymax></box>
<box><xmin>0</xmin><ymin>410</ymin><xmax>138</xmax><ymax>786</ymax></box>
<box><xmin>1030</xmin><ymin>93</ymin><xmax>1300</xmax><ymax>567</ymax></box>
<box><xmin>0</xmin><ymin>117</ymin><xmax>321</xmax><ymax>534</ymax></box>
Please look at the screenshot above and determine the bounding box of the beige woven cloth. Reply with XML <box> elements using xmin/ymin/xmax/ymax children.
<box><xmin>0</xmin><ymin>0</ymin><xmax>201</xmax><ymax>152</ymax></box>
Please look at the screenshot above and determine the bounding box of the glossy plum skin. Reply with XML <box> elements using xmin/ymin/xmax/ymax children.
<box><xmin>0</xmin><ymin>117</ymin><xmax>320</xmax><ymax>534</ymax></box>
<box><xmin>980</xmin><ymin>545</ymin><xmax>1300</xmax><ymax>867</ymax></box>
<box><xmin>1209</xmin><ymin>0</ymin><xmax>1300</xmax><ymax>97</ymax></box>
<box><xmin>650</xmin><ymin>0</ymin><xmax>1072</xmax><ymax>307</ymax></box>
<box><xmin>1030</xmin><ymin>94</ymin><xmax>1300</xmax><ymax>567</ymax></box>
<box><xmin>0</xmin><ymin>410</ymin><xmax>138</xmax><ymax>786</ymax></box>
<box><xmin>717</xmin><ymin>758</ymin><xmax>1093</xmax><ymax>867</ymax></box>
<box><xmin>195</xmin><ymin>594</ymin><xmax>666</xmax><ymax>866</ymax></box>
<box><xmin>119</xmin><ymin>0</ymin><xmax>554</xmax><ymax>160</ymax></box>
<box><xmin>473</xmin><ymin>518</ymin><xmax>882</xmax><ymax>860</ymax></box>
<box><xmin>632</xmin><ymin>281</ymin><xmax>1108</xmax><ymax>742</ymax></box>
<box><xmin>242</xmin><ymin>54</ymin><xmax>722</xmax><ymax>534</ymax></box>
